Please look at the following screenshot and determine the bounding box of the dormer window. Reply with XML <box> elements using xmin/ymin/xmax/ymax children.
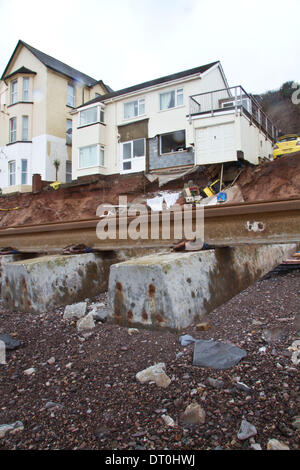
<box><xmin>10</xmin><ymin>80</ymin><xmax>18</xmax><ymax>104</ymax></box>
<box><xmin>67</xmin><ymin>83</ymin><xmax>75</xmax><ymax>107</ymax></box>
<box><xmin>23</xmin><ymin>77</ymin><xmax>29</xmax><ymax>101</ymax></box>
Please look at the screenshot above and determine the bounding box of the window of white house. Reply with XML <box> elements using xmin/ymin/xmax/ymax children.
<box><xmin>9</xmin><ymin>117</ymin><xmax>17</xmax><ymax>143</ymax></box>
<box><xmin>160</xmin><ymin>130</ymin><xmax>186</xmax><ymax>154</ymax></box>
<box><xmin>8</xmin><ymin>161</ymin><xmax>16</xmax><ymax>186</ymax></box>
<box><xmin>21</xmin><ymin>159</ymin><xmax>28</xmax><ymax>185</ymax></box>
<box><xmin>66</xmin><ymin>119</ymin><xmax>72</xmax><ymax>145</ymax></box>
<box><xmin>66</xmin><ymin>161</ymin><xmax>72</xmax><ymax>183</ymax></box>
<box><xmin>23</xmin><ymin>77</ymin><xmax>29</xmax><ymax>101</ymax></box>
<box><xmin>67</xmin><ymin>83</ymin><xmax>75</xmax><ymax>107</ymax></box>
<box><xmin>22</xmin><ymin>116</ymin><xmax>29</xmax><ymax>141</ymax></box>
<box><xmin>121</xmin><ymin>138</ymin><xmax>145</xmax><ymax>171</ymax></box>
<box><xmin>79</xmin><ymin>106</ymin><xmax>104</xmax><ymax>126</ymax></box>
<box><xmin>159</xmin><ymin>88</ymin><xmax>183</xmax><ymax>111</ymax></box>
<box><xmin>124</xmin><ymin>98</ymin><xmax>145</xmax><ymax>120</ymax></box>
<box><xmin>11</xmin><ymin>80</ymin><xmax>18</xmax><ymax>104</ymax></box>
<box><xmin>79</xmin><ymin>144</ymin><xmax>104</xmax><ymax>169</ymax></box>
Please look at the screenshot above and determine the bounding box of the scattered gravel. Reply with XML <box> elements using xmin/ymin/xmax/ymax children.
<box><xmin>0</xmin><ymin>270</ymin><xmax>299</xmax><ymax>450</ymax></box>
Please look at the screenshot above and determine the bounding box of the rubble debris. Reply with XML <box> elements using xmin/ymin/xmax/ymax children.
<box><xmin>62</xmin><ymin>244</ymin><xmax>93</xmax><ymax>254</ymax></box>
<box><xmin>0</xmin><ymin>422</ymin><xmax>24</xmax><ymax>439</ymax></box>
<box><xmin>237</xmin><ymin>420</ymin><xmax>257</xmax><ymax>441</ymax></box>
<box><xmin>179</xmin><ymin>335</ymin><xmax>196</xmax><ymax>346</ymax></box>
<box><xmin>288</xmin><ymin>340</ymin><xmax>300</xmax><ymax>365</ymax></box>
<box><xmin>161</xmin><ymin>415</ymin><xmax>176</xmax><ymax>427</ymax></box>
<box><xmin>267</xmin><ymin>439</ymin><xmax>290</xmax><ymax>450</ymax></box>
<box><xmin>196</xmin><ymin>322</ymin><xmax>212</xmax><ymax>331</ymax></box>
<box><xmin>23</xmin><ymin>367</ymin><xmax>35</xmax><ymax>376</ymax></box>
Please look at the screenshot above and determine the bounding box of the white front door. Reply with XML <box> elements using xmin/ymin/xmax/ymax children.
<box><xmin>120</xmin><ymin>138</ymin><xmax>146</xmax><ymax>174</ymax></box>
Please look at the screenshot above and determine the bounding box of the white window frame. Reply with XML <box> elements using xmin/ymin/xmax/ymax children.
<box><xmin>159</xmin><ymin>88</ymin><xmax>184</xmax><ymax>111</ymax></box>
<box><xmin>8</xmin><ymin>160</ymin><xmax>16</xmax><ymax>186</ymax></box>
<box><xmin>21</xmin><ymin>159</ymin><xmax>28</xmax><ymax>185</ymax></box>
<box><xmin>79</xmin><ymin>106</ymin><xmax>105</xmax><ymax>127</ymax></box>
<box><xmin>9</xmin><ymin>117</ymin><xmax>17</xmax><ymax>143</ymax></box>
<box><xmin>121</xmin><ymin>138</ymin><xmax>145</xmax><ymax>171</ymax></box>
<box><xmin>159</xmin><ymin>130</ymin><xmax>186</xmax><ymax>155</ymax></box>
<box><xmin>23</xmin><ymin>77</ymin><xmax>30</xmax><ymax>101</ymax></box>
<box><xmin>22</xmin><ymin>115</ymin><xmax>29</xmax><ymax>141</ymax></box>
<box><xmin>123</xmin><ymin>98</ymin><xmax>145</xmax><ymax>120</ymax></box>
<box><xmin>11</xmin><ymin>80</ymin><xmax>18</xmax><ymax>104</ymax></box>
<box><xmin>67</xmin><ymin>83</ymin><xmax>75</xmax><ymax>107</ymax></box>
<box><xmin>78</xmin><ymin>144</ymin><xmax>105</xmax><ymax>169</ymax></box>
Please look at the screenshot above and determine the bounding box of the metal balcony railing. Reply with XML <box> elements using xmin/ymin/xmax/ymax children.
<box><xmin>189</xmin><ymin>86</ymin><xmax>277</xmax><ymax>141</ymax></box>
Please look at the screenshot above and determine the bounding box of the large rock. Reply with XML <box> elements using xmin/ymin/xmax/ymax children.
<box><xmin>193</xmin><ymin>339</ymin><xmax>247</xmax><ymax>369</ymax></box>
<box><xmin>64</xmin><ymin>302</ymin><xmax>87</xmax><ymax>320</ymax></box>
<box><xmin>77</xmin><ymin>313</ymin><xmax>95</xmax><ymax>332</ymax></box>
<box><xmin>180</xmin><ymin>403</ymin><xmax>206</xmax><ymax>425</ymax></box>
<box><xmin>136</xmin><ymin>363</ymin><xmax>171</xmax><ymax>388</ymax></box>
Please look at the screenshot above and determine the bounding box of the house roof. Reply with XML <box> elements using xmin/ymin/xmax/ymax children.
<box><xmin>1</xmin><ymin>40</ymin><xmax>112</xmax><ymax>92</ymax></box>
<box><xmin>3</xmin><ymin>66</ymin><xmax>37</xmax><ymax>81</ymax></box>
<box><xmin>77</xmin><ymin>61</ymin><xmax>220</xmax><ymax>109</ymax></box>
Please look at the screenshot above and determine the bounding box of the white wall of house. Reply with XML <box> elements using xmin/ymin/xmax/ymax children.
<box><xmin>72</xmin><ymin>64</ymin><xmax>228</xmax><ymax>180</ymax></box>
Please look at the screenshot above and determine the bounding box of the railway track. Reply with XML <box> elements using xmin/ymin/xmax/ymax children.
<box><xmin>0</xmin><ymin>197</ymin><xmax>299</xmax><ymax>253</ymax></box>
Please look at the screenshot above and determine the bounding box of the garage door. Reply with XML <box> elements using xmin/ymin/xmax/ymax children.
<box><xmin>195</xmin><ymin>122</ymin><xmax>236</xmax><ymax>164</ymax></box>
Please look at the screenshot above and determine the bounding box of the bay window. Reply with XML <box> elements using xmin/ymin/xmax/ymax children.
<box><xmin>159</xmin><ymin>88</ymin><xmax>183</xmax><ymax>111</ymax></box>
<box><xmin>23</xmin><ymin>77</ymin><xmax>30</xmax><ymax>101</ymax></box>
<box><xmin>79</xmin><ymin>106</ymin><xmax>104</xmax><ymax>127</ymax></box>
<box><xmin>9</xmin><ymin>117</ymin><xmax>17</xmax><ymax>143</ymax></box>
<box><xmin>79</xmin><ymin>144</ymin><xmax>104</xmax><ymax>169</ymax></box>
<box><xmin>11</xmin><ymin>80</ymin><xmax>18</xmax><ymax>104</ymax></box>
<box><xmin>21</xmin><ymin>159</ymin><xmax>28</xmax><ymax>185</ymax></box>
<box><xmin>22</xmin><ymin>116</ymin><xmax>29</xmax><ymax>140</ymax></box>
<box><xmin>8</xmin><ymin>161</ymin><xmax>16</xmax><ymax>186</ymax></box>
<box><xmin>124</xmin><ymin>98</ymin><xmax>145</xmax><ymax>120</ymax></box>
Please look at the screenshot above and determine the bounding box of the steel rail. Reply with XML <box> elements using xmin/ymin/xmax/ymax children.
<box><xmin>0</xmin><ymin>197</ymin><xmax>299</xmax><ymax>253</ymax></box>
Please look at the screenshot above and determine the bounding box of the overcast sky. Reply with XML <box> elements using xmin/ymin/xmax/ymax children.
<box><xmin>0</xmin><ymin>0</ymin><xmax>299</xmax><ymax>95</ymax></box>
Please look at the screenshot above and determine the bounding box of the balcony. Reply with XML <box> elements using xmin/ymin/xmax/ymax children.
<box><xmin>189</xmin><ymin>86</ymin><xmax>277</xmax><ymax>141</ymax></box>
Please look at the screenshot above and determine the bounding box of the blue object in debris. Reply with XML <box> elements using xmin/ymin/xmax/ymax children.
<box><xmin>217</xmin><ymin>192</ymin><xmax>227</xmax><ymax>203</ymax></box>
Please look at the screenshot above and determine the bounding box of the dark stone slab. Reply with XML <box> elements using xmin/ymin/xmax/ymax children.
<box><xmin>193</xmin><ymin>339</ymin><xmax>247</xmax><ymax>369</ymax></box>
<box><xmin>0</xmin><ymin>334</ymin><xmax>21</xmax><ymax>350</ymax></box>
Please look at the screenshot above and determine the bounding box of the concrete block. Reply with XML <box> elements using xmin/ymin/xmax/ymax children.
<box><xmin>2</xmin><ymin>253</ymin><xmax>114</xmax><ymax>313</ymax></box>
<box><xmin>108</xmin><ymin>243</ymin><xmax>298</xmax><ymax>331</ymax></box>
<box><xmin>0</xmin><ymin>254</ymin><xmax>28</xmax><ymax>296</ymax></box>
